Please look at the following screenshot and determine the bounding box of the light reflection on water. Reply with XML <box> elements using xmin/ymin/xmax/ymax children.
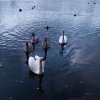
<box><xmin>0</xmin><ymin>0</ymin><xmax>100</xmax><ymax>100</ymax></box>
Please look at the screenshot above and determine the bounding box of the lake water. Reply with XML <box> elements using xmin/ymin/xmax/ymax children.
<box><xmin>0</xmin><ymin>0</ymin><xmax>100</xmax><ymax>100</ymax></box>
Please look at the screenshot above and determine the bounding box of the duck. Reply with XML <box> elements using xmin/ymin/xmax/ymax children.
<box><xmin>32</xmin><ymin>6</ymin><xmax>36</xmax><ymax>9</ymax></box>
<box><xmin>93</xmin><ymin>2</ymin><xmax>96</xmax><ymax>4</ymax></box>
<box><xmin>42</xmin><ymin>38</ymin><xmax>50</xmax><ymax>51</ymax></box>
<box><xmin>45</xmin><ymin>26</ymin><xmax>49</xmax><ymax>30</ymax></box>
<box><xmin>19</xmin><ymin>9</ymin><xmax>22</xmax><ymax>12</ymax></box>
<box><xmin>31</xmin><ymin>33</ymin><xmax>39</xmax><ymax>44</ymax></box>
<box><xmin>74</xmin><ymin>14</ymin><xmax>77</xmax><ymax>16</ymax></box>
<box><xmin>59</xmin><ymin>29</ymin><xmax>67</xmax><ymax>45</ymax></box>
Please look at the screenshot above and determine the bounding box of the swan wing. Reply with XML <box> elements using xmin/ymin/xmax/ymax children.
<box><xmin>59</xmin><ymin>36</ymin><xmax>67</xmax><ymax>44</ymax></box>
<box><xmin>64</xmin><ymin>36</ymin><xmax>67</xmax><ymax>43</ymax></box>
<box><xmin>28</xmin><ymin>56</ymin><xmax>45</xmax><ymax>74</ymax></box>
<box><xmin>42</xmin><ymin>60</ymin><xmax>45</xmax><ymax>73</ymax></box>
<box><xmin>28</xmin><ymin>57</ymin><xmax>40</xmax><ymax>74</ymax></box>
<box><xmin>59</xmin><ymin>36</ymin><xmax>63</xmax><ymax>43</ymax></box>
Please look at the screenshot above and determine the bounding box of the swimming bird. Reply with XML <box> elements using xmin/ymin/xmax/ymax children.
<box><xmin>28</xmin><ymin>38</ymin><xmax>49</xmax><ymax>75</ymax></box>
<box><xmin>45</xmin><ymin>26</ymin><xmax>49</xmax><ymax>30</ymax></box>
<box><xmin>59</xmin><ymin>29</ymin><xmax>67</xmax><ymax>45</ymax></box>
<box><xmin>28</xmin><ymin>51</ymin><xmax>47</xmax><ymax>75</ymax></box>
<box><xmin>32</xmin><ymin>6</ymin><xmax>36</xmax><ymax>9</ymax></box>
<box><xmin>28</xmin><ymin>55</ymin><xmax>45</xmax><ymax>75</ymax></box>
<box><xmin>74</xmin><ymin>14</ymin><xmax>76</xmax><ymax>16</ymax></box>
<box><xmin>23</xmin><ymin>42</ymin><xmax>33</xmax><ymax>53</ymax></box>
<box><xmin>19</xmin><ymin>9</ymin><xmax>22</xmax><ymax>12</ymax></box>
<box><xmin>31</xmin><ymin>33</ymin><xmax>39</xmax><ymax>44</ymax></box>
<box><xmin>42</xmin><ymin>38</ymin><xmax>50</xmax><ymax>51</ymax></box>
<box><xmin>93</xmin><ymin>2</ymin><xmax>96</xmax><ymax>4</ymax></box>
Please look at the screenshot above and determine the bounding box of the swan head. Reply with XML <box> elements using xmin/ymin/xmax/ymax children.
<box><xmin>62</xmin><ymin>29</ymin><xmax>65</xmax><ymax>36</ymax></box>
<box><xmin>62</xmin><ymin>29</ymin><xmax>65</xmax><ymax>32</ymax></box>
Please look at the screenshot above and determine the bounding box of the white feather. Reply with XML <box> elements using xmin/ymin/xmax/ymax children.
<box><xmin>59</xmin><ymin>36</ymin><xmax>67</xmax><ymax>44</ymax></box>
<box><xmin>28</xmin><ymin>55</ymin><xmax>45</xmax><ymax>75</ymax></box>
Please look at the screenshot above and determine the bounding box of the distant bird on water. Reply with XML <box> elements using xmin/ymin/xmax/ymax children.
<box><xmin>74</xmin><ymin>14</ymin><xmax>76</xmax><ymax>16</ymax></box>
<box><xmin>32</xmin><ymin>6</ymin><xmax>36</xmax><ymax>9</ymax></box>
<box><xmin>93</xmin><ymin>2</ymin><xmax>96</xmax><ymax>4</ymax></box>
<box><xmin>19</xmin><ymin>9</ymin><xmax>22</xmax><ymax>12</ymax></box>
<box><xmin>45</xmin><ymin>26</ymin><xmax>49</xmax><ymax>30</ymax></box>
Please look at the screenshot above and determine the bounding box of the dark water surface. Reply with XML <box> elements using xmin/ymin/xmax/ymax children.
<box><xmin>1</xmin><ymin>0</ymin><xmax>100</xmax><ymax>100</ymax></box>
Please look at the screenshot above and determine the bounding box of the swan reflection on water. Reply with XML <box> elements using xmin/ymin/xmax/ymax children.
<box><xmin>29</xmin><ymin>70</ymin><xmax>44</xmax><ymax>93</ymax></box>
<box><xmin>60</xmin><ymin>44</ymin><xmax>65</xmax><ymax>55</ymax></box>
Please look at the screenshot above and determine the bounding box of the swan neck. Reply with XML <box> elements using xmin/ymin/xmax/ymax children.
<box><xmin>40</xmin><ymin>60</ymin><xmax>42</xmax><ymax>74</ymax></box>
<box><xmin>62</xmin><ymin>30</ymin><xmax>64</xmax><ymax>42</ymax></box>
<box><xmin>44</xmin><ymin>50</ymin><xmax>47</xmax><ymax>60</ymax></box>
<box><xmin>26</xmin><ymin>45</ymin><xmax>29</xmax><ymax>52</ymax></box>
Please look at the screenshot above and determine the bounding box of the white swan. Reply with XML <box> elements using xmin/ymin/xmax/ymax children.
<box><xmin>31</xmin><ymin>33</ymin><xmax>39</xmax><ymax>44</ymax></box>
<box><xmin>28</xmin><ymin>55</ymin><xmax>45</xmax><ymax>75</ymax></box>
<box><xmin>28</xmin><ymin>38</ymin><xmax>49</xmax><ymax>75</ymax></box>
<box><xmin>59</xmin><ymin>29</ymin><xmax>67</xmax><ymax>44</ymax></box>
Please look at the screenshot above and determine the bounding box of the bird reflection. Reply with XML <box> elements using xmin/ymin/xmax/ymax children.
<box><xmin>32</xmin><ymin>43</ymin><xmax>36</xmax><ymax>52</ymax></box>
<box><xmin>60</xmin><ymin>44</ymin><xmax>66</xmax><ymax>55</ymax></box>
<box><xmin>29</xmin><ymin>70</ymin><xmax>44</xmax><ymax>93</ymax></box>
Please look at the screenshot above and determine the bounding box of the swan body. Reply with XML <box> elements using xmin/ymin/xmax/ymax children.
<box><xmin>28</xmin><ymin>55</ymin><xmax>45</xmax><ymax>75</ymax></box>
<box><xmin>59</xmin><ymin>36</ymin><xmax>67</xmax><ymax>44</ymax></box>
<box><xmin>59</xmin><ymin>29</ymin><xmax>67</xmax><ymax>44</ymax></box>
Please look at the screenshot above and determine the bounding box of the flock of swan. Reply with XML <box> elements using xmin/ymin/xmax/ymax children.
<box><xmin>24</xmin><ymin>29</ymin><xmax>67</xmax><ymax>75</ymax></box>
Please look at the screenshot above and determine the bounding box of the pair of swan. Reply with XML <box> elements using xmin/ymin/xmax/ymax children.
<box><xmin>27</xmin><ymin>29</ymin><xmax>67</xmax><ymax>75</ymax></box>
